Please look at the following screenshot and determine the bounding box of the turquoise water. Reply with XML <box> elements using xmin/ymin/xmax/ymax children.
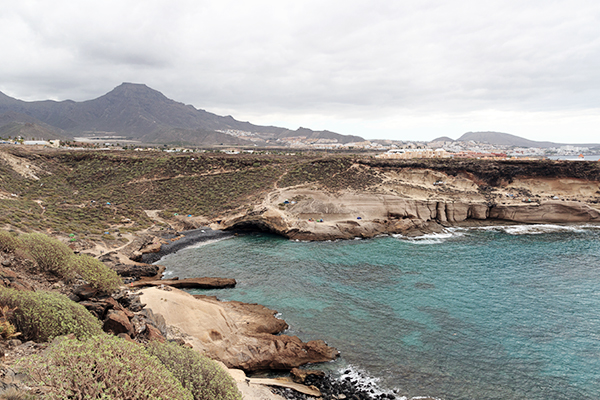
<box><xmin>158</xmin><ymin>225</ymin><xmax>600</xmax><ymax>400</ymax></box>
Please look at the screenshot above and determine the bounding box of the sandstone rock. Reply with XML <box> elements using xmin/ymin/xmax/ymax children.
<box><xmin>193</xmin><ymin>296</ymin><xmax>289</xmax><ymax>335</ymax></box>
<box><xmin>490</xmin><ymin>201</ymin><xmax>600</xmax><ymax>223</ymax></box>
<box><xmin>469</xmin><ymin>203</ymin><xmax>489</xmax><ymax>219</ymax></box>
<box><xmin>131</xmin><ymin>277</ymin><xmax>236</xmax><ymax>289</ymax></box>
<box><xmin>140</xmin><ymin>287</ymin><xmax>339</xmax><ymax>373</ymax></box>
<box><xmin>103</xmin><ymin>310</ymin><xmax>133</xmax><ymax>335</ymax></box>
<box><xmin>223</xmin><ymin>335</ymin><xmax>339</xmax><ymax>371</ymax></box>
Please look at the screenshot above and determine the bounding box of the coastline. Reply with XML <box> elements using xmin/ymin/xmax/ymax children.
<box><xmin>149</xmin><ymin>223</ymin><xmax>600</xmax><ymax>400</ymax></box>
<box><xmin>140</xmin><ymin>228</ymin><xmax>236</xmax><ymax>264</ymax></box>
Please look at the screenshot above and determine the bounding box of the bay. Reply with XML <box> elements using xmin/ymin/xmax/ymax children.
<box><xmin>157</xmin><ymin>225</ymin><xmax>600</xmax><ymax>400</ymax></box>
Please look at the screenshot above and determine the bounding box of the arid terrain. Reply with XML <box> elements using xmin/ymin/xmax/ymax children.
<box><xmin>1</xmin><ymin>145</ymin><xmax>600</xmax><ymax>398</ymax></box>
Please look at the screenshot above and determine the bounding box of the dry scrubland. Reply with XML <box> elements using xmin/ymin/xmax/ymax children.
<box><xmin>1</xmin><ymin>146</ymin><xmax>600</xmax><ymax>398</ymax></box>
<box><xmin>2</xmin><ymin>147</ymin><xmax>600</xmax><ymax>241</ymax></box>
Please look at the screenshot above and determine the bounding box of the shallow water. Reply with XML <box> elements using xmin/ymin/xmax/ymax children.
<box><xmin>158</xmin><ymin>225</ymin><xmax>600</xmax><ymax>400</ymax></box>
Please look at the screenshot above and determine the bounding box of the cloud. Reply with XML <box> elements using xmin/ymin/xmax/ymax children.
<box><xmin>1</xmin><ymin>0</ymin><xmax>600</xmax><ymax>142</ymax></box>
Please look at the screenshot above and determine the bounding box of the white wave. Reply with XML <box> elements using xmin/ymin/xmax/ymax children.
<box><xmin>335</xmin><ymin>364</ymin><xmax>445</xmax><ymax>400</ymax></box>
<box><xmin>337</xmin><ymin>364</ymin><xmax>386</xmax><ymax>396</ymax></box>
<box><xmin>393</xmin><ymin>224</ymin><xmax>599</xmax><ymax>243</ymax></box>
<box><xmin>393</xmin><ymin>229</ymin><xmax>465</xmax><ymax>244</ymax></box>
<box><xmin>185</xmin><ymin>236</ymin><xmax>233</xmax><ymax>249</ymax></box>
<box><xmin>471</xmin><ymin>224</ymin><xmax>597</xmax><ymax>235</ymax></box>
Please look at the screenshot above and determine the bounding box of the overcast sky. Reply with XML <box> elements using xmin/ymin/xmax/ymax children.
<box><xmin>1</xmin><ymin>1</ymin><xmax>599</xmax><ymax>143</ymax></box>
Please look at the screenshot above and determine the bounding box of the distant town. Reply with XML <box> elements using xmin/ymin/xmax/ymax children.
<box><xmin>1</xmin><ymin>132</ymin><xmax>598</xmax><ymax>160</ymax></box>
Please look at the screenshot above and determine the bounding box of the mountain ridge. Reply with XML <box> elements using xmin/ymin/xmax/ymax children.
<box><xmin>0</xmin><ymin>83</ymin><xmax>364</xmax><ymax>146</ymax></box>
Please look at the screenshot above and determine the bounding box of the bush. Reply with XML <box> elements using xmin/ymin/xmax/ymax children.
<box><xmin>18</xmin><ymin>233</ymin><xmax>72</xmax><ymax>276</ymax></box>
<box><xmin>0</xmin><ymin>287</ymin><xmax>102</xmax><ymax>342</ymax></box>
<box><xmin>0</xmin><ymin>305</ymin><xmax>20</xmax><ymax>340</ymax></box>
<box><xmin>15</xmin><ymin>233</ymin><xmax>121</xmax><ymax>293</ymax></box>
<box><xmin>147</xmin><ymin>341</ymin><xmax>242</xmax><ymax>400</ymax></box>
<box><xmin>21</xmin><ymin>335</ymin><xmax>193</xmax><ymax>400</ymax></box>
<box><xmin>0</xmin><ymin>230</ymin><xmax>20</xmax><ymax>253</ymax></box>
<box><xmin>69</xmin><ymin>254</ymin><xmax>122</xmax><ymax>294</ymax></box>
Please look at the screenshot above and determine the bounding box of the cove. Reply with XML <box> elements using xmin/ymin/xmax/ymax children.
<box><xmin>157</xmin><ymin>225</ymin><xmax>600</xmax><ymax>400</ymax></box>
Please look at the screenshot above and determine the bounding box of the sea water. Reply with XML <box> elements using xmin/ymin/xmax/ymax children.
<box><xmin>157</xmin><ymin>225</ymin><xmax>600</xmax><ymax>400</ymax></box>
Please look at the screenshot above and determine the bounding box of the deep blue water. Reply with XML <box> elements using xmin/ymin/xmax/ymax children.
<box><xmin>157</xmin><ymin>225</ymin><xmax>600</xmax><ymax>400</ymax></box>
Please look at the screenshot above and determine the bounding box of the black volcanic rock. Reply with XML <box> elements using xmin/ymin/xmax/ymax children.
<box><xmin>0</xmin><ymin>83</ymin><xmax>365</xmax><ymax>146</ymax></box>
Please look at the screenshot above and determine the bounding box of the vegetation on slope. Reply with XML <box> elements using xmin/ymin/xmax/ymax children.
<box><xmin>0</xmin><ymin>288</ymin><xmax>103</xmax><ymax>342</ymax></box>
<box><xmin>0</xmin><ymin>232</ymin><xmax>121</xmax><ymax>293</ymax></box>
<box><xmin>21</xmin><ymin>335</ymin><xmax>194</xmax><ymax>400</ymax></box>
<box><xmin>2</xmin><ymin>147</ymin><xmax>600</xmax><ymax>237</ymax></box>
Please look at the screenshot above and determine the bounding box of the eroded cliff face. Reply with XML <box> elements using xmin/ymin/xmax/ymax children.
<box><xmin>218</xmin><ymin>165</ymin><xmax>600</xmax><ymax>240</ymax></box>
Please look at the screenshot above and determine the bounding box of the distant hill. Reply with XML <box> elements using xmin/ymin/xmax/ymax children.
<box><xmin>429</xmin><ymin>136</ymin><xmax>454</xmax><ymax>144</ymax></box>
<box><xmin>0</xmin><ymin>83</ymin><xmax>364</xmax><ymax>146</ymax></box>
<box><xmin>457</xmin><ymin>131</ymin><xmax>599</xmax><ymax>149</ymax></box>
<box><xmin>0</xmin><ymin>111</ymin><xmax>66</xmax><ymax>140</ymax></box>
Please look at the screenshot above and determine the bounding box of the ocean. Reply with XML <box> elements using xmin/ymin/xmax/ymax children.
<box><xmin>157</xmin><ymin>225</ymin><xmax>600</xmax><ymax>400</ymax></box>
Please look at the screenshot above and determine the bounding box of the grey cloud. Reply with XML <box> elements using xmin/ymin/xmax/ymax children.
<box><xmin>1</xmin><ymin>0</ymin><xmax>600</xmax><ymax>141</ymax></box>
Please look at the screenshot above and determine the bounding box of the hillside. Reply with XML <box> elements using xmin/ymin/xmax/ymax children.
<box><xmin>0</xmin><ymin>83</ymin><xmax>364</xmax><ymax>146</ymax></box>
<box><xmin>1</xmin><ymin>146</ymin><xmax>599</xmax><ymax>243</ymax></box>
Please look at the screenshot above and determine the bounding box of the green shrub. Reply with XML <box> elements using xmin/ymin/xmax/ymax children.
<box><xmin>0</xmin><ymin>230</ymin><xmax>20</xmax><ymax>253</ymax></box>
<box><xmin>18</xmin><ymin>233</ymin><xmax>72</xmax><ymax>276</ymax></box>
<box><xmin>20</xmin><ymin>335</ymin><xmax>193</xmax><ymax>400</ymax></box>
<box><xmin>68</xmin><ymin>254</ymin><xmax>122</xmax><ymax>294</ymax></box>
<box><xmin>0</xmin><ymin>287</ymin><xmax>102</xmax><ymax>342</ymax></box>
<box><xmin>147</xmin><ymin>341</ymin><xmax>242</xmax><ymax>400</ymax></box>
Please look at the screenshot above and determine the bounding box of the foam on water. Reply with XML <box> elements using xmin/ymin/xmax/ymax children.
<box><xmin>470</xmin><ymin>224</ymin><xmax>598</xmax><ymax>235</ymax></box>
<box><xmin>393</xmin><ymin>229</ymin><xmax>464</xmax><ymax>244</ymax></box>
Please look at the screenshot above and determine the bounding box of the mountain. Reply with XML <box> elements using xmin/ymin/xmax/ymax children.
<box><xmin>456</xmin><ymin>131</ymin><xmax>560</xmax><ymax>148</ymax></box>
<box><xmin>0</xmin><ymin>83</ymin><xmax>364</xmax><ymax>146</ymax></box>
<box><xmin>456</xmin><ymin>131</ymin><xmax>600</xmax><ymax>149</ymax></box>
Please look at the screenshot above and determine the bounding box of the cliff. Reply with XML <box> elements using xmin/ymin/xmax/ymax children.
<box><xmin>217</xmin><ymin>161</ymin><xmax>600</xmax><ymax>240</ymax></box>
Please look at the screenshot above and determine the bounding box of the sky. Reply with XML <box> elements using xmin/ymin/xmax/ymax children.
<box><xmin>1</xmin><ymin>0</ymin><xmax>599</xmax><ymax>143</ymax></box>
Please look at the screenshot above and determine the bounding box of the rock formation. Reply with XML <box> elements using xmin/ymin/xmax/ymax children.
<box><xmin>139</xmin><ymin>287</ymin><xmax>339</xmax><ymax>372</ymax></box>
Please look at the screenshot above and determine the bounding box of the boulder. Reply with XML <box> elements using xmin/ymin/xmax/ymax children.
<box><xmin>145</xmin><ymin>323</ymin><xmax>166</xmax><ymax>342</ymax></box>
<box><xmin>79</xmin><ymin>301</ymin><xmax>109</xmax><ymax>319</ymax></box>
<box><xmin>73</xmin><ymin>284</ymin><xmax>99</xmax><ymax>300</ymax></box>
<box><xmin>103</xmin><ymin>310</ymin><xmax>133</xmax><ymax>335</ymax></box>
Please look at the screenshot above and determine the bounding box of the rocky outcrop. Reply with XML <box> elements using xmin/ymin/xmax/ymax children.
<box><xmin>139</xmin><ymin>287</ymin><xmax>339</xmax><ymax>372</ymax></box>
<box><xmin>222</xmin><ymin>335</ymin><xmax>338</xmax><ymax>371</ymax></box>
<box><xmin>219</xmin><ymin>190</ymin><xmax>600</xmax><ymax>241</ymax></box>
<box><xmin>490</xmin><ymin>200</ymin><xmax>600</xmax><ymax>223</ymax></box>
<box><xmin>131</xmin><ymin>277</ymin><xmax>236</xmax><ymax>289</ymax></box>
